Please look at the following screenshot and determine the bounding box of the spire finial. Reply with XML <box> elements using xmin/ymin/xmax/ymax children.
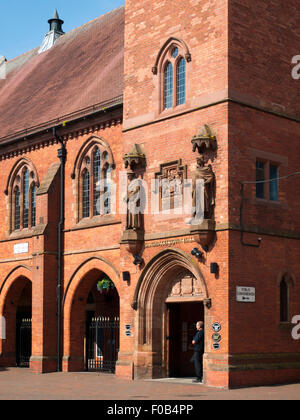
<box><xmin>53</xmin><ymin>9</ymin><xmax>59</xmax><ymax>20</ymax></box>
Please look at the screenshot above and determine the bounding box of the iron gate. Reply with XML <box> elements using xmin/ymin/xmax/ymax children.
<box><xmin>16</xmin><ymin>318</ymin><xmax>32</xmax><ymax>368</ymax></box>
<box><xmin>86</xmin><ymin>316</ymin><xmax>119</xmax><ymax>373</ymax></box>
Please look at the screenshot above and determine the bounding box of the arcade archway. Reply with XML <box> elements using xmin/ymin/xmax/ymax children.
<box><xmin>63</xmin><ymin>258</ymin><xmax>120</xmax><ymax>373</ymax></box>
<box><xmin>0</xmin><ymin>270</ymin><xmax>32</xmax><ymax>368</ymax></box>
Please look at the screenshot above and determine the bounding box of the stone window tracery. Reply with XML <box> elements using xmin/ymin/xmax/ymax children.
<box><xmin>152</xmin><ymin>38</ymin><xmax>191</xmax><ymax>113</ymax></box>
<box><xmin>7</xmin><ymin>160</ymin><xmax>38</xmax><ymax>233</ymax></box>
<box><xmin>73</xmin><ymin>137</ymin><xmax>114</xmax><ymax>222</ymax></box>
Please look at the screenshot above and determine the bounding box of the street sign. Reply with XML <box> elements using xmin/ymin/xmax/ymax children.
<box><xmin>236</xmin><ymin>286</ymin><xmax>255</xmax><ymax>303</ymax></box>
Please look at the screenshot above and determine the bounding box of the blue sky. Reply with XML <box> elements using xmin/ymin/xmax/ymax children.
<box><xmin>0</xmin><ymin>0</ymin><xmax>125</xmax><ymax>60</ymax></box>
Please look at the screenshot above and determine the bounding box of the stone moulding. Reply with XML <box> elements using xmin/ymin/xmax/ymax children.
<box><xmin>120</xmin><ymin>229</ymin><xmax>144</xmax><ymax>255</ymax></box>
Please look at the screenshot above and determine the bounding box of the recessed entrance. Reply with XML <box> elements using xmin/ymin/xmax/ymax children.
<box><xmin>167</xmin><ymin>301</ymin><xmax>204</xmax><ymax>377</ymax></box>
<box><xmin>16</xmin><ymin>283</ymin><xmax>32</xmax><ymax>368</ymax></box>
<box><xmin>85</xmin><ymin>284</ymin><xmax>119</xmax><ymax>373</ymax></box>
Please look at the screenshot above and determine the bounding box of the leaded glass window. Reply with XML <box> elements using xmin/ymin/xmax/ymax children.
<box><xmin>82</xmin><ymin>169</ymin><xmax>90</xmax><ymax>218</ymax></box>
<box><xmin>22</xmin><ymin>168</ymin><xmax>29</xmax><ymax>228</ymax></box>
<box><xmin>14</xmin><ymin>187</ymin><xmax>21</xmax><ymax>230</ymax></box>
<box><xmin>103</xmin><ymin>165</ymin><xmax>111</xmax><ymax>215</ymax></box>
<box><xmin>93</xmin><ymin>148</ymin><xmax>101</xmax><ymax>216</ymax></box>
<box><xmin>176</xmin><ymin>58</ymin><xmax>186</xmax><ymax>106</ymax></box>
<box><xmin>164</xmin><ymin>62</ymin><xmax>173</xmax><ymax>109</ymax></box>
<box><xmin>31</xmin><ymin>185</ymin><xmax>37</xmax><ymax>227</ymax></box>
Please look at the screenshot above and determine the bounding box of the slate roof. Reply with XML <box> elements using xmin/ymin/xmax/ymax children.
<box><xmin>0</xmin><ymin>6</ymin><xmax>124</xmax><ymax>143</ymax></box>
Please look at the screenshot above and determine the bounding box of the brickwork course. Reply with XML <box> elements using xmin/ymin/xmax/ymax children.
<box><xmin>0</xmin><ymin>0</ymin><xmax>299</xmax><ymax>391</ymax></box>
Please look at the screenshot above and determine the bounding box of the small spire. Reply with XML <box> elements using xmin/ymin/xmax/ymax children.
<box><xmin>48</xmin><ymin>9</ymin><xmax>64</xmax><ymax>33</ymax></box>
<box><xmin>38</xmin><ymin>9</ymin><xmax>65</xmax><ymax>54</ymax></box>
<box><xmin>53</xmin><ymin>9</ymin><xmax>59</xmax><ymax>20</ymax></box>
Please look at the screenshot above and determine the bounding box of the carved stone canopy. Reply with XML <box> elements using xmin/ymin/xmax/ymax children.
<box><xmin>123</xmin><ymin>144</ymin><xmax>146</xmax><ymax>171</ymax></box>
<box><xmin>191</xmin><ymin>124</ymin><xmax>217</xmax><ymax>155</ymax></box>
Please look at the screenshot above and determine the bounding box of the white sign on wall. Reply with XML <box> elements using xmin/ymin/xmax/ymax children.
<box><xmin>14</xmin><ymin>242</ymin><xmax>29</xmax><ymax>255</ymax></box>
<box><xmin>0</xmin><ymin>316</ymin><xmax>5</xmax><ymax>339</ymax></box>
<box><xmin>236</xmin><ymin>286</ymin><xmax>256</xmax><ymax>303</ymax></box>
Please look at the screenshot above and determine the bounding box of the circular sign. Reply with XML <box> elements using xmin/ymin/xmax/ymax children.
<box><xmin>213</xmin><ymin>342</ymin><xmax>220</xmax><ymax>350</ymax></box>
<box><xmin>212</xmin><ymin>333</ymin><xmax>221</xmax><ymax>342</ymax></box>
<box><xmin>212</xmin><ymin>322</ymin><xmax>221</xmax><ymax>332</ymax></box>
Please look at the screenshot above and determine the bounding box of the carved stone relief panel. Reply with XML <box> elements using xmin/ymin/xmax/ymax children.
<box><xmin>168</xmin><ymin>272</ymin><xmax>203</xmax><ymax>298</ymax></box>
<box><xmin>155</xmin><ymin>160</ymin><xmax>187</xmax><ymax>212</ymax></box>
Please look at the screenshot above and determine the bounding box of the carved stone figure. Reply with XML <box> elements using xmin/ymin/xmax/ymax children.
<box><xmin>126</xmin><ymin>172</ymin><xmax>143</xmax><ymax>231</ymax></box>
<box><xmin>192</xmin><ymin>156</ymin><xmax>216</xmax><ymax>220</ymax></box>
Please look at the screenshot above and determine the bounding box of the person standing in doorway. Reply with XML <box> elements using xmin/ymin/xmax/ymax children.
<box><xmin>192</xmin><ymin>321</ymin><xmax>204</xmax><ymax>383</ymax></box>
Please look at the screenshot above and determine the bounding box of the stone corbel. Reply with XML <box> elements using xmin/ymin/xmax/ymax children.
<box><xmin>190</xmin><ymin>220</ymin><xmax>216</xmax><ymax>251</ymax></box>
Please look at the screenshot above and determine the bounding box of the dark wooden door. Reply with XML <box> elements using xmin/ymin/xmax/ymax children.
<box><xmin>167</xmin><ymin>302</ymin><xmax>204</xmax><ymax>377</ymax></box>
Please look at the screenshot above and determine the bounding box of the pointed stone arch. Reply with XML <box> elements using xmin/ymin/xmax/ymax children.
<box><xmin>132</xmin><ymin>248</ymin><xmax>209</xmax><ymax>379</ymax></box>
<box><xmin>152</xmin><ymin>37</ymin><xmax>192</xmax><ymax>75</ymax></box>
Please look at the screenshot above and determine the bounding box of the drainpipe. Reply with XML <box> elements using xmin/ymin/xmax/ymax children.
<box><xmin>53</xmin><ymin>126</ymin><xmax>66</xmax><ymax>372</ymax></box>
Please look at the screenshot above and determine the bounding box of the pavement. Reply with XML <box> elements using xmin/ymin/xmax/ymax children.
<box><xmin>0</xmin><ymin>368</ymin><xmax>299</xmax><ymax>400</ymax></box>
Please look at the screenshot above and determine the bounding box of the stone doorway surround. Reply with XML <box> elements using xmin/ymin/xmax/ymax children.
<box><xmin>132</xmin><ymin>248</ymin><xmax>210</xmax><ymax>380</ymax></box>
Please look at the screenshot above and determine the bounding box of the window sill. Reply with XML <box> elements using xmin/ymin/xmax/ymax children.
<box><xmin>7</xmin><ymin>224</ymin><xmax>46</xmax><ymax>240</ymax></box>
<box><xmin>158</xmin><ymin>102</ymin><xmax>188</xmax><ymax>119</ymax></box>
<box><xmin>67</xmin><ymin>215</ymin><xmax>121</xmax><ymax>232</ymax></box>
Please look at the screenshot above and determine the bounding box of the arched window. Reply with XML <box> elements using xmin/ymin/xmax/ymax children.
<box><xmin>93</xmin><ymin>148</ymin><xmax>101</xmax><ymax>216</ymax></box>
<box><xmin>7</xmin><ymin>160</ymin><xmax>39</xmax><ymax>233</ymax></box>
<box><xmin>103</xmin><ymin>164</ymin><xmax>111</xmax><ymax>215</ymax></box>
<box><xmin>164</xmin><ymin>62</ymin><xmax>173</xmax><ymax>109</ymax></box>
<box><xmin>176</xmin><ymin>57</ymin><xmax>186</xmax><ymax>106</ymax></box>
<box><xmin>82</xmin><ymin>169</ymin><xmax>90</xmax><ymax>219</ymax></box>
<box><xmin>73</xmin><ymin>137</ymin><xmax>115</xmax><ymax>222</ymax></box>
<box><xmin>280</xmin><ymin>275</ymin><xmax>289</xmax><ymax>322</ymax></box>
<box><xmin>31</xmin><ymin>185</ymin><xmax>37</xmax><ymax>227</ymax></box>
<box><xmin>152</xmin><ymin>38</ymin><xmax>190</xmax><ymax>113</ymax></box>
<box><xmin>22</xmin><ymin>168</ymin><xmax>29</xmax><ymax>228</ymax></box>
<box><xmin>14</xmin><ymin>186</ymin><xmax>21</xmax><ymax>230</ymax></box>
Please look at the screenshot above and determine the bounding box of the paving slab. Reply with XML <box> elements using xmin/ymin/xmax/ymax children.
<box><xmin>0</xmin><ymin>368</ymin><xmax>299</xmax><ymax>400</ymax></box>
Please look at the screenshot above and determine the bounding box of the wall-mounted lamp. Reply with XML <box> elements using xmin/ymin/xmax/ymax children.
<box><xmin>133</xmin><ymin>255</ymin><xmax>144</xmax><ymax>266</ymax></box>
<box><xmin>122</xmin><ymin>271</ymin><xmax>130</xmax><ymax>282</ymax></box>
<box><xmin>191</xmin><ymin>248</ymin><xmax>203</xmax><ymax>260</ymax></box>
<box><xmin>210</xmin><ymin>262</ymin><xmax>219</xmax><ymax>274</ymax></box>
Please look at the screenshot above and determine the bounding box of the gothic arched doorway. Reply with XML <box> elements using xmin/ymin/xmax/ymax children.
<box><xmin>133</xmin><ymin>248</ymin><xmax>209</xmax><ymax>380</ymax></box>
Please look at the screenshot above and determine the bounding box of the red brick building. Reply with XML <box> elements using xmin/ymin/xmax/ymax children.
<box><xmin>0</xmin><ymin>1</ymin><xmax>299</xmax><ymax>388</ymax></box>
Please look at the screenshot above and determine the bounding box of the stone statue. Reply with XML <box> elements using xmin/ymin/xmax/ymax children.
<box><xmin>192</xmin><ymin>156</ymin><xmax>215</xmax><ymax>220</ymax></box>
<box><xmin>126</xmin><ymin>172</ymin><xmax>143</xmax><ymax>231</ymax></box>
